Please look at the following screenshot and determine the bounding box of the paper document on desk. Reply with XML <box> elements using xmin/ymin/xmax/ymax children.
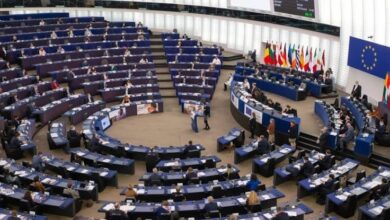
<box><xmin>261</xmin><ymin>194</ymin><xmax>270</xmax><ymax>200</ymax></box>
<box><xmin>120</xmin><ymin>205</ymin><xmax>135</xmax><ymax>212</ymax></box>
<box><xmin>100</xmin><ymin>172</ymin><xmax>108</xmax><ymax>177</ymax></box>
<box><xmin>237</xmin><ymin>197</ymin><xmax>246</xmax><ymax>204</ymax></box>
<box><xmin>261</xmin><ymin>157</ymin><xmax>269</xmax><ymax>163</ymax></box>
<box><xmin>279</xmin><ymin>148</ymin><xmax>289</xmax><ymax>154</ymax></box>
<box><xmin>136</xmin><ymin>189</ymin><xmax>145</xmax><ymax>194</ymax></box>
<box><xmin>285</xmin><ymin>211</ymin><xmax>297</xmax><ymax>216</ymax></box>
<box><xmin>369</xmin><ymin>206</ymin><xmax>384</xmax><ymax>215</ymax></box>
<box><xmin>0</xmin><ymin>160</ymin><xmax>7</xmax><ymax>166</ymax></box>
<box><xmin>335</xmin><ymin>194</ymin><xmax>347</xmax><ymax>201</ymax></box>
<box><xmin>263</xmin><ymin>213</ymin><xmax>273</xmax><ymax>219</ymax></box>
<box><xmin>350</xmin><ymin>187</ymin><xmax>366</xmax><ymax>196</ymax></box>
<box><xmin>380</xmin><ymin>170</ymin><xmax>390</xmax><ymax>177</ymax></box>
<box><xmin>218</xmin><ymin>168</ymin><xmax>227</xmax><ymax>173</ymax></box>
<box><xmin>102</xmin><ymin>159</ymin><xmax>111</xmax><ymax>163</ymax></box>
<box><xmin>197</xmin><ymin>172</ymin><xmax>205</xmax><ymax>177</ymax></box>
<box><xmin>103</xmin><ymin>203</ymin><xmax>114</xmax><ymax>211</ymax></box>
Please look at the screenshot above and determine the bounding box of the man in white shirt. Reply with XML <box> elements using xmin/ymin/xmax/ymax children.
<box><xmin>211</xmin><ymin>56</ymin><xmax>221</xmax><ymax>65</ymax></box>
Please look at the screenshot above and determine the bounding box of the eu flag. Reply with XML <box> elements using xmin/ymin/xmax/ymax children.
<box><xmin>348</xmin><ymin>36</ymin><xmax>390</xmax><ymax>79</ymax></box>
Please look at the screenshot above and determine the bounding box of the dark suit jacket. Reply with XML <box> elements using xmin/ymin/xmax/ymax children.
<box><xmin>351</xmin><ymin>85</ymin><xmax>362</xmax><ymax>99</ymax></box>
<box><xmin>8</xmin><ymin>137</ymin><xmax>22</xmax><ymax>149</ymax></box>
<box><xmin>249</xmin><ymin>118</ymin><xmax>256</xmax><ymax>130</ymax></box>
<box><xmin>149</xmin><ymin>173</ymin><xmax>162</xmax><ymax>184</ymax></box>
<box><xmin>257</xmin><ymin>139</ymin><xmax>270</xmax><ymax>155</ymax></box>
<box><xmin>204</xmin><ymin>201</ymin><xmax>219</xmax><ymax>213</ymax></box>
<box><xmin>301</xmin><ymin>161</ymin><xmax>314</xmax><ymax>177</ymax></box>
<box><xmin>272</xmin><ymin>211</ymin><xmax>289</xmax><ymax>220</ymax></box>
<box><xmin>318</xmin><ymin>131</ymin><xmax>329</xmax><ymax>149</ymax></box>
<box><xmin>319</xmin><ymin>155</ymin><xmax>332</xmax><ymax>170</ymax></box>
<box><xmin>107</xmin><ymin>209</ymin><xmax>127</xmax><ymax>220</ymax></box>
<box><xmin>289</xmin><ymin>125</ymin><xmax>299</xmax><ymax>139</ymax></box>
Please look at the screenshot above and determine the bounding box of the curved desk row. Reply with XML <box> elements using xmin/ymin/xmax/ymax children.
<box><xmin>340</xmin><ymin>97</ymin><xmax>375</xmax><ymax>158</ymax></box>
<box><xmin>121</xmin><ymin>176</ymin><xmax>251</xmax><ymax>202</ymax></box>
<box><xmin>139</xmin><ymin>164</ymin><xmax>240</xmax><ymax>186</ymax></box>
<box><xmin>230</xmin><ymin>83</ymin><xmax>300</xmax><ymax>145</ymax></box>
<box><xmin>164</xmin><ymin>46</ymin><xmax>220</xmax><ymax>55</ymax></box>
<box><xmin>233</xmin><ymin>74</ymin><xmax>306</xmax><ymax>101</ymax></box>
<box><xmin>82</xmin><ymin>102</ymin><xmax>207</xmax><ymax>161</ymax></box>
<box><xmin>99</xmin><ymin>187</ymin><xmax>284</xmax><ymax>219</ymax></box>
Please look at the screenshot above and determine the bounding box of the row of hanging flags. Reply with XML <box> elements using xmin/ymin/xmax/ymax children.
<box><xmin>263</xmin><ymin>42</ymin><xmax>325</xmax><ymax>73</ymax></box>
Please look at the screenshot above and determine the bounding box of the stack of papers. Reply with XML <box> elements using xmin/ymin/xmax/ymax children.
<box><xmin>369</xmin><ymin>206</ymin><xmax>384</xmax><ymax>215</ymax></box>
<box><xmin>103</xmin><ymin>203</ymin><xmax>115</xmax><ymax>211</ymax></box>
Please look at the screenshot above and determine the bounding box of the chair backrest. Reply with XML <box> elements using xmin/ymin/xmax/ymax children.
<box><xmin>211</xmin><ymin>185</ymin><xmax>223</xmax><ymax>198</ymax></box>
<box><xmin>248</xmin><ymin>203</ymin><xmax>262</xmax><ymax>213</ymax></box>
<box><xmin>356</xmin><ymin>170</ymin><xmax>366</xmax><ymax>182</ymax></box>
<box><xmin>205</xmin><ymin>159</ymin><xmax>215</xmax><ymax>168</ymax></box>
<box><xmin>207</xmin><ymin>210</ymin><xmax>221</xmax><ymax>218</ymax></box>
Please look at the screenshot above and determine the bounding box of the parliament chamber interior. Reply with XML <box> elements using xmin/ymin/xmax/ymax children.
<box><xmin>0</xmin><ymin>0</ymin><xmax>389</xmax><ymax>220</ymax></box>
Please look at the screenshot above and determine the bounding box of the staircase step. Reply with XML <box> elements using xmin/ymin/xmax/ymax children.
<box><xmin>151</xmin><ymin>48</ymin><xmax>164</xmax><ymax>52</ymax></box>
<box><xmin>158</xmin><ymin>81</ymin><xmax>174</xmax><ymax>88</ymax></box>
<box><xmin>151</xmin><ymin>40</ymin><xmax>163</xmax><ymax>45</ymax></box>
<box><xmin>155</xmin><ymin>63</ymin><xmax>168</xmax><ymax>68</ymax></box>
<box><xmin>157</xmin><ymin>75</ymin><xmax>172</xmax><ymax>81</ymax></box>
<box><xmin>160</xmin><ymin>89</ymin><xmax>177</xmax><ymax>97</ymax></box>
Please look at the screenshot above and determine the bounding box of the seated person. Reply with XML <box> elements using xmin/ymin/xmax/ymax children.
<box><xmin>149</xmin><ymin>168</ymin><xmax>162</xmax><ymax>186</ymax></box>
<box><xmin>183</xmin><ymin>140</ymin><xmax>198</xmax><ymax>156</ymax></box>
<box><xmin>246</xmin><ymin>174</ymin><xmax>261</xmax><ymax>191</ymax></box>
<box><xmin>156</xmin><ymin>200</ymin><xmax>172</xmax><ymax>219</ymax></box>
<box><xmin>211</xmin><ymin>56</ymin><xmax>221</xmax><ymax>65</ymax></box>
<box><xmin>300</xmin><ymin>156</ymin><xmax>314</xmax><ymax>179</ymax></box>
<box><xmin>371</xmin><ymin>178</ymin><xmax>390</xmax><ymax>200</ymax></box>
<box><xmin>272</xmin><ymin>206</ymin><xmax>289</xmax><ymax>220</ymax></box>
<box><xmin>283</xmin><ymin>105</ymin><xmax>294</xmax><ymax>115</ymax></box>
<box><xmin>31</xmin><ymin>152</ymin><xmax>44</xmax><ymax>172</ymax></box>
<box><xmin>256</xmin><ymin>135</ymin><xmax>271</xmax><ymax>155</ymax></box>
<box><xmin>185</xmin><ymin>167</ymin><xmax>198</xmax><ymax>183</ymax></box>
<box><xmin>107</xmin><ymin>202</ymin><xmax>127</xmax><ymax>220</ymax></box>
<box><xmin>318</xmin><ymin>150</ymin><xmax>333</xmax><ymax>171</ymax></box>
<box><xmin>4</xmin><ymin>169</ymin><xmax>21</xmax><ymax>186</ymax></box>
<box><xmin>22</xmin><ymin>191</ymin><xmax>40</xmax><ymax>213</ymax></box>
<box><xmin>50</xmin><ymin>80</ymin><xmax>60</xmax><ymax>90</ymax></box>
<box><xmin>172</xmin><ymin>186</ymin><xmax>185</xmax><ymax>202</ymax></box>
<box><xmin>317</xmin><ymin>174</ymin><xmax>335</xmax><ymax>204</ymax></box>
<box><xmin>203</xmin><ymin>196</ymin><xmax>219</xmax><ymax>217</ymax></box>
<box><xmin>317</xmin><ymin>127</ymin><xmax>330</xmax><ymax>152</ymax></box>
<box><xmin>32</xmin><ymin>176</ymin><xmax>46</xmax><ymax>193</ymax></box>
<box><xmin>38</xmin><ymin>47</ymin><xmax>46</xmax><ymax>56</ymax></box>
<box><xmin>125</xmin><ymin>185</ymin><xmax>138</xmax><ymax>199</ymax></box>
<box><xmin>246</xmin><ymin>190</ymin><xmax>260</xmax><ymax>207</ymax></box>
<box><xmin>145</xmin><ymin>148</ymin><xmax>160</xmax><ymax>172</ymax></box>
<box><xmin>242</xmin><ymin>78</ymin><xmax>250</xmax><ymax>93</ymax></box>
<box><xmin>67</xmin><ymin>126</ymin><xmax>82</xmax><ymax>149</ymax></box>
<box><xmin>63</xmin><ymin>181</ymin><xmax>80</xmax><ymax>200</ymax></box>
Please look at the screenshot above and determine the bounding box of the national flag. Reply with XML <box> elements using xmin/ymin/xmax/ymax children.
<box><xmin>322</xmin><ymin>49</ymin><xmax>326</xmax><ymax>67</ymax></box>
<box><xmin>277</xmin><ymin>43</ymin><xmax>283</xmax><ymax>66</ymax></box>
<box><xmin>300</xmin><ymin>46</ymin><xmax>305</xmax><ymax>70</ymax></box>
<box><xmin>282</xmin><ymin>43</ymin><xmax>288</xmax><ymax>67</ymax></box>
<box><xmin>263</xmin><ymin>43</ymin><xmax>270</xmax><ymax>64</ymax></box>
<box><xmin>291</xmin><ymin>45</ymin><xmax>296</xmax><ymax>69</ymax></box>
<box><xmin>270</xmin><ymin>44</ymin><xmax>276</xmax><ymax>65</ymax></box>
<box><xmin>304</xmin><ymin>47</ymin><xmax>310</xmax><ymax>72</ymax></box>
<box><xmin>295</xmin><ymin>46</ymin><xmax>300</xmax><ymax>70</ymax></box>
<box><xmin>312</xmin><ymin>48</ymin><xmax>317</xmax><ymax>73</ymax></box>
<box><xmin>288</xmin><ymin>44</ymin><xmax>293</xmax><ymax>67</ymax></box>
<box><xmin>383</xmin><ymin>73</ymin><xmax>390</xmax><ymax>107</ymax></box>
<box><xmin>317</xmin><ymin>48</ymin><xmax>323</xmax><ymax>66</ymax></box>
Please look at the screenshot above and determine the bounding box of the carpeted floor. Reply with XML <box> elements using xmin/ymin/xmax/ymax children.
<box><xmin>19</xmin><ymin>69</ymin><xmax>384</xmax><ymax>220</ymax></box>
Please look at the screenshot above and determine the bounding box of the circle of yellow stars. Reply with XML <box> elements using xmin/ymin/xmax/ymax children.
<box><xmin>361</xmin><ymin>45</ymin><xmax>377</xmax><ymax>71</ymax></box>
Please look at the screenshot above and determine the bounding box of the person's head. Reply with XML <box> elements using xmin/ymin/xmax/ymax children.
<box><xmin>188</xmin><ymin>140</ymin><xmax>193</xmax><ymax>145</ymax></box>
<box><xmin>329</xmin><ymin>174</ymin><xmax>335</xmax><ymax>180</ymax></box>
<box><xmin>252</xmin><ymin>112</ymin><xmax>256</xmax><ymax>118</ymax></box>
<box><xmin>260</xmin><ymin>135</ymin><xmax>265</xmax><ymax>140</ymax></box>
<box><xmin>24</xmin><ymin>190</ymin><xmax>32</xmax><ymax>199</ymax></box>
<box><xmin>250</xmin><ymin>174</ymin><xmax>258</xmax><ymax>181</ymax></box>
<box><xmin>228</xmin><ymin>214</ymin><xmax>238</xmax><ymax>220</ymax></box>
<box><xmin>355</xmin><ymin>81</ymin><xmax>359</xmax><ymax>85</ymax></box>
<box><xmin>152</xmin><ymin>168</ymin><xmax>158</xmax><ymax>174</ymax></box>
<box><xmin>162</xmin><ymin>200</ymin><xmax>169</xmax><ymax>207</ymax></box>
<box><xmin>207</xmin><ymin>196</ymin><xmax>214</xmax><ymax>203</ymax></box>
<box><xmin>67</xmin><ymin>181</ymin><xmax>73</xmax><ymax>188</ymax></box>
<box><xmin>33</xmin><ymin>175</ymin><xmax>40</xmax><ymax>182</ymax></box>
<box><xmin>70</xmin><ymin>125</ymin><xmax>76</xmax><ymax>131</ymax></box>
<box><xmin>270</xmin><ymin>118</ymin><xmax>275</xmax><ymax>124</ymax></box>
<box><xmin>347</xmin><ymin>123</ymin><xmax>352</xmax><ymax>128</ymax></box>
<box><xmin>303</xmin><ymin>156</ymin><xmax>309</xmax><ymax>162</ymax></box>
<box><xmin>290</xmin><ymin>121</ymin><xmax>296</xmax><ymax>127</ymax></box>
<box><xmin>382</xmin><ymin>178</ymin><xmax>388</xmax><ymax>184</ymax></box>
<box><xmin>325</xmin><ymin>149</ymin><xmax>331</xmax><ymax>155</ymax></box>
<box><xmin>114</xmin><ymin>202</ymin><xmax>120</xmax><ymax>210</ymax></box>
<box><xmin>187</xmin><ymin>167</ymin><xmax>193</xmax><ymax>173</ymax></box>
<box><xmin>175</xmin><ymin>185</ymin><xmax>181</xmax><ymax>193</ymax></box>
<box><xmin>227</xmin><ymin>163</ymin><xmax>232</xmax><ymax>169</ymax></box>
<box><xmin>128</xmin><ymin>184</ymin><xmax>133</xmax><ymax>190</ymax></box>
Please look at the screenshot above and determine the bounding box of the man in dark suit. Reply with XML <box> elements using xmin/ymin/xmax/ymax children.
<box><xmin>317</xmin><ymin>174</ymin><xmax>335</xmax><ymax>204</ymax></box>
<box><xmin>319</xmin><ymin>150</ymin><xmax>333</xmax><ymax>171</ymax></box>
<box><xmin>272</xmin><ymin>206</ymin><xmax>289</xmax><ymax>220</ymax></box>
<box><xmin>301</xmin><ymin>156</ymin><xmax>314</xmax><ymax>179</ymax></box>
<box><xmin>107</xmin><ymin>202</ymin><xmax>127</xmax><ymax>220</ymax></box>
<box><xmin>318</xmin><ymin>127</ymin><xmax>329</xmax><ymax>152</ymax></box>
<box><xmin>351</xmin><ymin>81</ymin><xmax>362</xmax><ymax>99</ymax></box>
<box><xmin>203</xmin><ymin>103</ymin><xmax>210</xmax><ymax>130</ymax></box>
<box><xmin>249</xmin><ymin>113</ymin><xmax>257</xmax><ymax>139</ymax></box>
<box><xmin>145</xmin><ymin>147</ymin><xmax>160</xmax><ymax>172</ymax></box>
<box><xmin>257</xmin><ymin>135</ymin><xmax>270</xmax><ymax>155</ymax></box>
<box><xmin>183</xmin><ymin>140</ymin><xmax>198</xmax><ymax>157</ymax></box>
<box><xmin>8</xmin><ymin>132</ymin><xmax>23</xmax><ymax>150</ymax></box>
<box><xmin>149</xmin><ymin>168</ymin><xmax>162</xmax><ymax>186</ymax></box>
<box><xmin>203</xmin><ymin>196</ymin><xmax>219</xmax><ymax>217</ymax></box>
<box><xmin>89</xmin><ymin>133</ymin><xmax>101</xmax><ymax>152</ymax></box>
<box><xmin>67</xmin><ymin>126</ymin><xmax>82</xmax><ymax>150</ymax></box>
<box><xmin>372</xmin><ymin>178</ymin><xmax>390</xmax><ymax>200</ymax></box>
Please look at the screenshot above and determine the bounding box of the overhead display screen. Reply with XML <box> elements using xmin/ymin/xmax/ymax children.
<box><xmin>229</xmin><ymin>0</ymin><xmax>272</xmax><ymax>12</ymax></box>
<box><xmin>274</xmin><ymin>0</ymin><xmax>316</xmax><ymax>18</ymax></box>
